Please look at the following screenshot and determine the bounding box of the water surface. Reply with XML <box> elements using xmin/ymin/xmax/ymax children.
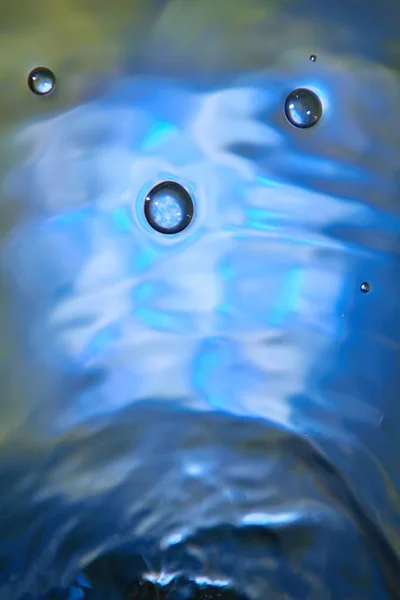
<box><xmin>0</xmin><ymin>1</ymin><xmax>399</xmax><ymax>598</ymax></box>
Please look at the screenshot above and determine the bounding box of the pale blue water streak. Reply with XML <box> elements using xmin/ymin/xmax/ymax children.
<box><xmin>0</xmin><ymin>63</ymin><xmax>399</xmax><ymax>599</ymax></box>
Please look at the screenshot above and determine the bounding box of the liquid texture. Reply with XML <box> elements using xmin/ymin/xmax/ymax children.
<box><xmin>0</xmin><ymin>1</ymin><xmax>400</xmax><ymax>599</ymax></box>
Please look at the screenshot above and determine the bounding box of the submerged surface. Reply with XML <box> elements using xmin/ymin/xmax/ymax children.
<box><xmin>0</xmin><ymin>1</ymin><xmax>400</xmax><ymax>598</ymax></box>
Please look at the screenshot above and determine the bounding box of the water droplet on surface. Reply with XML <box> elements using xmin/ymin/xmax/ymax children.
<box><xmin>144</xmin><ymin>181</ymin><xmax>194</xmax><ymax>234</ymax></box>
<box><xmin>310</xmin><ymin>54</ymin><xmax>317</xmax><ymax>62</ymax></box>
<box><xmin>28</xmin><ymin>67</ymin><xmax>56</xmax><ymax>95</ymax></box>
<box><xmin>360</xmin><ymin>281</ymin><xmax>371</xmax><ymax>293</ymax></box>
<box><xmin>284</xmin><ymin>88</ymin><xmax>322</xmax><ymax>129</ymax></box>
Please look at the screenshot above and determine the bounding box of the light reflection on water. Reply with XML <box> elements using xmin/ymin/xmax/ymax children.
<box><xmin>0</xmin><ymin>5</ymin><xmax>400</xmax><ymax>599</ymax></box>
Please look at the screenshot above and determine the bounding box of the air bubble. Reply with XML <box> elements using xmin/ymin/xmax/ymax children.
<box><xmin>360</xmin><ymin>282</ymin><xmax>371</xmax><ymax>294</ymax></box>
<box><xmin>144</xmin><ymin>181</ymin><xmax>194</xmax><ymax>234</ymax></box>
<box><xmin>28</xmin><ymin>67</ymin><xmax>56</xmax><ymax>96</ymax></box>
<box><xmin>310</xmin><ymin>54</ymin><xmax>317</xmax><ymax>62</ymax></box>
<box><xmin>285</xmin><ymin>88</ymin><xmax>322</xmax><ymax>129</ymax></box>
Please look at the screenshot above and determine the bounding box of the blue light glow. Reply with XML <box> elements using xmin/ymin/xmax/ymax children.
<box><xmin>269</xmin><ymin>268</ymin><xmax>304</xmax><ymax>327</ymax></box>
<box><xmin>111</xmin><ymin>207</ymin><xmax>131</xmax><ymax>232</ymax></box>
<box><xmin>142</xmin><ymin>121</ymin><xmax>178</xmax><ymax>151</ymax></box>
<box><xmin>3</xmin><ymin>42</ymin><xmax>400</xmax><ymax>600</ymax></box>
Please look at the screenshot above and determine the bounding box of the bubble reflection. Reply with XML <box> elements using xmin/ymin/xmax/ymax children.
<box><xmin>144</xmin><ymin>181</ymin><xmax>194</xmax><ymax>234</ymax></box>
<box><xmin>284</xmin><ymin>88</ymin><xmax>322</xmax><ymax>129</ymax></box>
<box><xmin>28</xmin><ymin>66</ymin><xmax>56</xmax><ymax>96</ymax></box>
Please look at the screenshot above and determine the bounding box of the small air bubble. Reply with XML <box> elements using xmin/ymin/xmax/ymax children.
<box><xmin>360</xmin><ymin>282</ymin><xmax>371</xmax><ymax>294</ymax></box>
<box><xmin>284</xmin><ymin>88</ymin><xmax>322</xmax><ymax>129</ymax></box>
<box><xmin>310</xmin><ymin>54</ymin><xmax>317</xmax><ymax>62</ymax></box>
<box><xmin>28</xmin><ymin>67</ymin><xmax>56</xmax><ymax>96</ymax></box>
<box><xmin>144</xmin><ymin>181</ymin><xmax>194</xmax><ymax>234</ymax></box>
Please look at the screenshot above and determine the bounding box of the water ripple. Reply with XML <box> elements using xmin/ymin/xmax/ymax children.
<box><xmin>0</xmin><ymin>27</ymin><xmax>399</xmax><ymax>600</ymax></box>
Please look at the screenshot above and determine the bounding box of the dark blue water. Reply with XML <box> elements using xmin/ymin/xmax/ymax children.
<box><xmin>0</xmin><ymin>2</ymin><xmax>400</xmax><ymax>599</ymax></box>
